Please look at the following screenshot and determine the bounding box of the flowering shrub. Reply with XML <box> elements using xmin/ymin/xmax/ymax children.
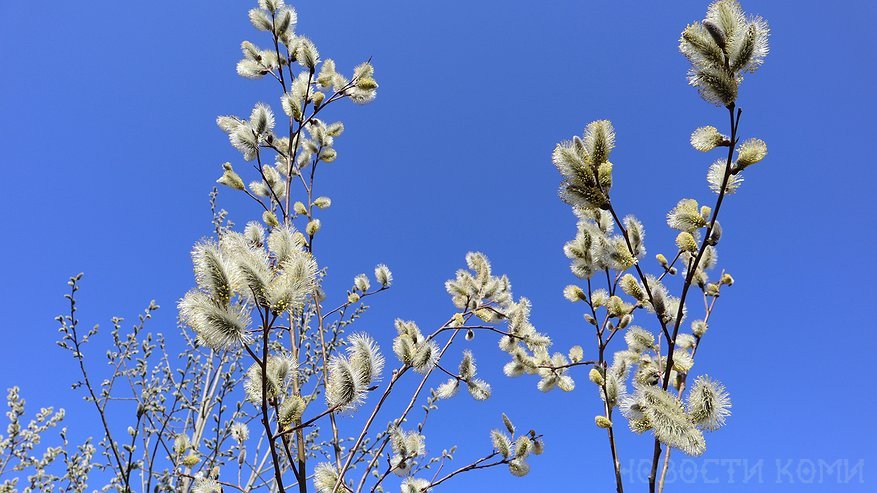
<box><xmin>0</xmin><ymin>1</ymin><xmax>769</xmax><ymax>492</ymax></box>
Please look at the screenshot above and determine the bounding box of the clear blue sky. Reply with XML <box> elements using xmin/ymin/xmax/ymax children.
<box><xmin>1</xmin><ymin>1</ymin><xmax>874</xmax><ymax>491</ymax></box>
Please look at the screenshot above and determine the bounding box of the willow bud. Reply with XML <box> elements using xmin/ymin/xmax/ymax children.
<box><xmin>311</xmin><ymin>91</ymin><xmax>325</xmax><ymax>108</ymax></box>
<box><xmin>263</xmin><ymin>210</ymin><xmax>280</xmax><ymax>228</ymax></box>
<box><xmin>306</xmin><ymin>219</ymin><xmax>321</xmax><ymax>236</ymax></box>
<box><xmin>676</xmin><ymin>232</ymin><xmax>698</xmax><ymax>253</ymax></box>
<box><xmin>702</xmin><ymin>20</ymin><xmax>727</xmax><ymax>50</ymax></box>
<box><xmin>217</xmin><ymin>163</ymin><xmax>245</xmax><ymax>190</ymax></box>
<box><xmin>355</xmin><ymin>77</ymin><xmax>378</xmax><ymax>90</ymax></box>
<box><xmin>182</xmin><ymin>453</ymin><xmax>200</xmax><ymax>467</ymax></box>
<box><xmin>569</xmin><ymin>345</ymin><xmax>584</xmax><ymax>363</ymax></box>
<box><xmin>656</xmin><ymin>253</ymin><xmax>669</xmax><ymax>268</ymax></box>
<box><xmin>588</xmin><ymin>367</ymin><xmax>605</xmax><ymax>386</ymax></box>
<box><xmin>563</xmin><ymin>285</ymin><xmax>586</xmax><ymax>302</ymax></box>
<box><xmin>313</xmin><ymin>196</ymin><xmax>332</xmax><ymax>209</ymax></box>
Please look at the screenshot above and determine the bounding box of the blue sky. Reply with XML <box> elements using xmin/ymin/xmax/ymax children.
<box><xmin>1</xmin><ymin>0</ymin><xmax>874</xmax><ymax>491</ymax></box>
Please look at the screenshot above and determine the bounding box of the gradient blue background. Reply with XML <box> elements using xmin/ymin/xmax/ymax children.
<box><xmin>1</xmin><ymin>1</ymin><xmax>873</xmax><ymax>491</ymax></box>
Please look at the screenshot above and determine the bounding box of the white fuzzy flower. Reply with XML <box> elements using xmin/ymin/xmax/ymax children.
<box><xmin>690</xmin><ymin>126</ymin><xmax>725</xmax><ymax>152</ymax></box>
<box><xmin>687</xmin><ymin>375</ymin><xmax>731</xmax><ymax>431</ymax></box>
